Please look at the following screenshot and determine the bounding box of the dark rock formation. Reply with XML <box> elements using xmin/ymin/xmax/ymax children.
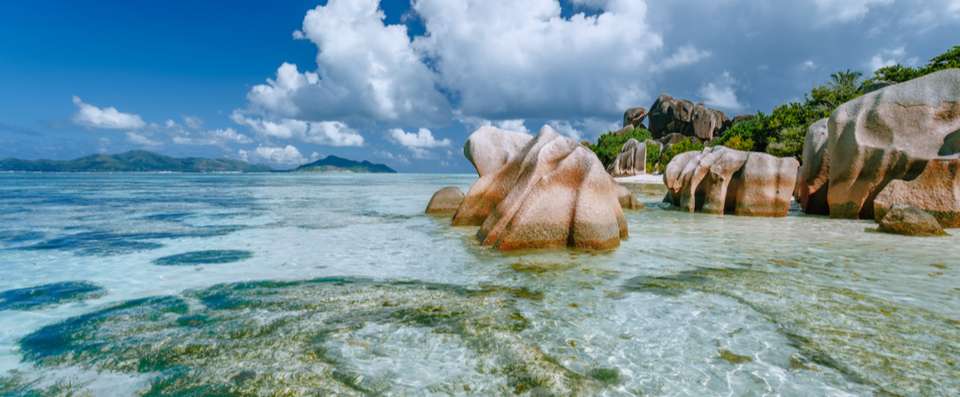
<box><xmin>623</xmin><ymin>107</ymin><xmax>647</xmax><ymax>128</ymax></box>
<box><xmin>607</xmin><ymin>139</ymin><xmax>646</xmax><ymax>177</ymax></box>
<box><xmin>648</xmin><ymin>94</ymin><xmax>729</xmax><ymax>141</ymax></box>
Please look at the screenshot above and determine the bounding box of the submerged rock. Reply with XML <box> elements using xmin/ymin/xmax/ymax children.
<box><xmin>18</xmin><ymin>278</ymin><xmax>599</xmax><ymax>396</ymax></box>
<box><xmin>826</xmin><ymin>69</ymin><xmax>960</xmax><ymax>219</ymax></box>
<box><xmin>425</xmin><ymin>186</ymin><xmax>465</xmax><ymax>215</ymax></box>
<box><xmin>463</xmin><ymin>126</ymin><xmax>532</xmax><ymax>177</ymax></box>
<box><xmin>877</xmin><ymin>206</ymin><xmax>947</xmax><ymax>236</ymax></box>
<box><xmin>797</xmin><ymin>118</ymin><xmax>830</xmax><ymax>215</ymax></box>
<box><xmin>153</xmin><ymin>250</ymin><xmax>253</xmax><ymax>266</ymax></box>
<box><xmin>0</xmin><ymin>281</ymin><xmax>104</xmax><ymax>311</ymax></box>
<box><xmin>648</xmin><ymin>94</ymin><xmax>728</xmax><ymax>141</ymax></box>
<box><xmin>454</xmin><ymin>126</ymin><xmax>628</xmax><ymax>250</ymax></box>
<box><xmin>663</xmin><ymin>147</ymin><xmax>798</xmax><ymax>217</ymax></box>
<box><xmin>607</xmin><ymin>138</ymin><xmax>647</xmax><ymax>177</ymax></box>
<box><xmin>874</xmin><ymin>158</ymin><xmax>960</xmax><ymax>228</ymax></box>
<box><xmin>616</xmin><ymin>185</ymin><xmax>644</xmax><ymax>210</ymax></box>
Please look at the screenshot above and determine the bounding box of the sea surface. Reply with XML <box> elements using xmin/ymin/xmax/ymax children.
<box><xmin>0</xmin><ymin>173</ymin><xmax>957</xmax><ymax>396</ymax></box>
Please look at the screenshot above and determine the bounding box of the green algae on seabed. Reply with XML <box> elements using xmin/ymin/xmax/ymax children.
<box><xmin>17</xmin><ymin>277</ymin><xmax>604</xmax><ymax>396</ymax></box>
<box><xmin>0</xmin><ymin>281</ymin><xmax>105</xmax><ymax>311</ymax></box>
<box><xmin>623</xmin><ymin>267</ymin><xmax>960</xmax><ymax>396</ymax></box>
<box><xmin>718</xmin><ymin>349</ymin><xmax>753</xmax><ymax>364</ymax></box>
<box><xmin>153</xmin><ymin>250</ymin><xmax>253</xmax><ymax>266</ymax></box>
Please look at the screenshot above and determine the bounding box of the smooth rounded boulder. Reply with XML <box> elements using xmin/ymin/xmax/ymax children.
<box><xmin>797</xmin><ymin>118</ymin><xmax>830</xmax><ymax>214</ymax></box>
<box><xmin>623</xmin><ymin>107</ymin><xmax>647</xmax><ymax>128</ymax></box>
<box><xmin>453</xmin><ymin>126</ymin><xmax>628</xmax><ymax>250</ymax></box>
<box><xmin>873</xmin><ymin>158</ymin><xmax>960</xmax><ymax>227</ymax></box>
<box><xmin>463</xmin><ymin>126</ymin><xmax>532</xmax><ymax>177</ymax></box>
<box><xmin>608</xmin><ymin>138</ymin><xmax>647</xmax><ymax>177</ymax></box>
<box><xmin>425</xmin><ymin>186</ymin><xmax>465</xmax><ymax>215</ymax></box>
<box><xmin>827</xmin><ymin>69</ymin><xmax>960</xmax><ymax>219</ymax></box>
<box><xmin>877</xmin><ymin>205</ymin><xmax>947</xmax><ymax>236</ymax></box>
<box><xmin>663</xmin><ymin>147</ymin><xmax>799</xmax><ymax>217</ymax></box>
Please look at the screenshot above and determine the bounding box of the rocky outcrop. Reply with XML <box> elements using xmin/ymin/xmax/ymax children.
<box><xmin>616</xmin><ymin>185</ymin><xmax>644</xmax><ymax>210</ymax></box>
<box><xmin>608</xmin><ymin>139</ymin><xmax>647</xmax><ymax>176</ymax></box>
<box><xmin>826</xmin><ymin>69</ymin><xmax>960</xmax><ymax>219</ymax></box>
<box><xmin>453</xmin><ymin>126</ymin><xmax>628</xmax><ymax>250</ymax></box>
<box><xmin>463</xmin><ymin>126</ymin><xmax>532</xmax><ymax>177</ymax></box>
<box><xmin>874</xmin><ymin>158</ymin><xmax>960</xmax><ymax>227</ymax></box>
<box><xmin>648</xmin><ymin>94</ymin><xmax>729</xmax><ymax>141</ymax></box>
<box><xmin>425</xmin><ymin>186</ymin><xmax>465</xmax><ymax>215</ymax></box>
<box><xmin>796</xmin><ymin>118</ymin><xmax>830</xmax><ymax>214</ymax></box>
<box><xmin>663</xmin><ymin>147</ymin><xmax>799</xmax><ymax>217</ymax></box>
<box><xmin>877</xmin><ymin>205</ymin><xmax>947</xmax><ymax>236</ymax></box>
<box><xmin>623</xmin><ymin>107</ymin><xmax>647</xmax><ymax>128</ymax></box>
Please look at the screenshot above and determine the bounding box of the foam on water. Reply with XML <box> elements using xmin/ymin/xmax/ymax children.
<box><xmin>0</xmin><ymin>173</ymin><xmax>957</xmax><ymax>396</ymax></box>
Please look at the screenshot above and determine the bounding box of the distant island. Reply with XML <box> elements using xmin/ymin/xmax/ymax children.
<box><xmin>0</xmin><ymin>151</ymin><xmax>395</xmax><ymax>173</ymax></box>
<box><xmin>292</xmin><ymin>155</ymin><xmax>396</xmax><ymax>173</ymax></box>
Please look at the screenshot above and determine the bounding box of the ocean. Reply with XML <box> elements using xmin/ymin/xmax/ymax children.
<box><xmin>0</xmin><ymin>173</ymin><xmax>957</xmax><ymax>396</ymax></box>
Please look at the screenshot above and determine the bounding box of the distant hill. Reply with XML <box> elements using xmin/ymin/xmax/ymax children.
<box><xmin>0</xmin><ymin>151</ymin><xmax>271</xmax><ymax>173</ymax></box>
<box><xmin>293</xmin><ymin>155</ymin><xmax>396</xmax><ymax>173</ymax></box>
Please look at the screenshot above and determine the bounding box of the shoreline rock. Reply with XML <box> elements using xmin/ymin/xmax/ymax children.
<box><xmin>877</xmin><ymin>205</ymin><xmax>947</xmax><ymax>236</ymax></box>
<box><xmin>425</xmin><ymin>186</ymin><xmax>465</xmax><ymax>215</ymax></box>
<box><xmin>608</xmin><ymin>138</ymin><xmax>647</xmax><ymax>177</ymax></box>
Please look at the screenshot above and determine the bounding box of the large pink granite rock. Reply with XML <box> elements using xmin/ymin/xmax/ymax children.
<box><xmin>453</xmin><ymin>126</ymin><xmax>628</xmax><ymax>250</ymax></box>
<box><xmin>462</xmin><ymin>126</ymin><xmax>532</xmax><ymax>177</ymax></box>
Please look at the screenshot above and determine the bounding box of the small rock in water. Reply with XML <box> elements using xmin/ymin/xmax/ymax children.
<box><xmin>153</xmin><ymin>250</ymin><xmax>253</xmax><ymax>266</ymax></box>
<box><xmin>425</xmin><ymin>186</ymin><xmax>464</xmax><ymax>215</ymax></box>
<box><xmin>877</xmin><ymin>206</ymin><xmax>947</xmax><ymax>237</ymax></box>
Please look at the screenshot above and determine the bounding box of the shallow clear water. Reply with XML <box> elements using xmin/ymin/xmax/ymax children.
<box><xmin>0</xmin><ymin>173</ymin><xmax>957</xmax><ymax>396</ymax></box>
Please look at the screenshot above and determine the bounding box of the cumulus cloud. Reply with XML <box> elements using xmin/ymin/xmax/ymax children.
<box><xmin>71</xmin><ymin>96</ymin><xmax>146</xmax><ymax>130</ymax></box>
<box><xmin>800</xmin><ymin>60</ymin><xmax>817</xmax><ymax>71</ymax></box>
<box><xmin>811</xmin><ymin>0</ymin><xmax>893</xmax><ymax>24</ymax></box>
<box><xmin>172</xmin><ymin>127</ymin><xmax>253</xmax><ymax>146</ymax></box>
<box><xmin>867</xmin><ymin>47</ymin><xmax>918</xmax><ymax>71</ymax></box>
<box><xmin>242</xmin><ymin>145</ymin><xmax>308</xmax><ymax>165</ymax></box>
<box><xmin>231</xmin><ymin>113</ymin><xmax>364</xmax><ymax>147</ymax></box>
<box><xmin>388</xmin><ymin>127</ymin><xmax>450</xmax><ymax>157</ymax></box>
<box><xmin>661</xmin><ymin>45</ymin><xmax>712</xmax><ymax>70</ymax></box>
<box><xmin>126</xmin><ymin>132</ymin><xmax>161</xmax><ymax>147</ymax></box>
<box><xmin>413</xmin><ymin>0</ymin><xmax>662</xmax><ymax>120</ymax></box>
<box><xmin>699</xmin><ymin>72</ymin><xmax>744</xmax><ymax>112</ymax></box>
<box><xmin>242</xmin><ymin>0</ymin><xmax>450</xmax><ymax>124</ymax></box>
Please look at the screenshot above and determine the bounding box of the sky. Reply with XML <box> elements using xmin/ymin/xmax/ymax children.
<box><xmin>0</xmin><ymin>0</ymin><xmax>958</xmax><ymax>172</ymax></box>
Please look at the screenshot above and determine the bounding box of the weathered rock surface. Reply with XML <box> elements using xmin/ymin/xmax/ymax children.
<box><xmin>797</xmin><ymin>118</ymin><xmax>830</xmax><ymax>214</ymax></box>
<box><xmin>874</xmin><ymin>158</ymin><xmax>960</xmax><ymax>227</ymax></box>
<box><xmin>616</xmin><ymin>185</ymin><xmax>644</xmax><ymax>210</ymax></box>
<box><xmin>425</xmin><ymin>186</ymin><xmax>465</xmax><ymax>215</ymax></box>
<box><xmin>608</xmin><ymin>139</ymin><xmax>647</xmax><ymax>177</ymax></box>
<box><xmin>658</xmin><ymin>133</ymin><xmax>688</xmax><ymax>146</ymax></box>
<box><xmin>877</xmin><ymin>205</ymin><xmax>947</xmax><ymax>236</ymax></box>
<box><xmin>648</xmin><ymin>94</ymin><xmax>729</xmax><ymax>141</ymax></box>
<box><xmin>827</xmin><ymin>69</ymin><xmax>960</xmax><ymax>219</ymax></box>
<box><xmin>463</xmin><ymin>126</ymin><xmax>532</xmax><ymax>177</ymax></box>
<box><xmin>663</xmin><ymin>147</ymin><xmax>799</xmax><ymax>217</ymax></box>
<box><xmin>623</xmin><ymin>107</ymin><xmax>647</xmax><ymax>128</ymax></box>
<box><xmin>453</xmin><ymin>126</ymin><xmax>628</xmax><ymax>250</ymax></box>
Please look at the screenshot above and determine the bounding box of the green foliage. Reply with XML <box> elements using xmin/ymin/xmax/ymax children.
<box><xmin>587</xmin><ymin>127</ymin><xmax>653</xmax><ymax>166</ymax></box>
<box><xmin>716</xmin><ymin>115</ymin><xmax>769</xmax><ymax>152</ymax></box>
<box><xmin>871</xmin><ymin>45</ymin><xmax>960</xmax><ymax>83</ymax></box>
<box><xmin>656</xmin><ymin>137</ymin><xmax>703</xmax><ymax>173</ymax></box>
<box><xmin>766</xmin><ymin>126</ymin><xmax>806</xmax><ymax>158</ymax></box>
<box><xmin>644</xmin><ymin>141</ymin><xmax>661</xmax><ymax>173</ymax></box>
<box><xmin>721</xmin><ymin>135</ymin><xmax>755</xmax><ymax>152</ymax></box>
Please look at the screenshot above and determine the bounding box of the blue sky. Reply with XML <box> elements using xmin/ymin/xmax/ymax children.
<box><xmin>1</xmin><ymin>0</ymin><xmax>958</xmax><ymax>172</ymax></box>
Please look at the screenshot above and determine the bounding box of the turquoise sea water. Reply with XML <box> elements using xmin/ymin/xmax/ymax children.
<box><xmin>0</xmin><ymin>173</ymin><xmax>957</xmax><ymax>396</ymax></box>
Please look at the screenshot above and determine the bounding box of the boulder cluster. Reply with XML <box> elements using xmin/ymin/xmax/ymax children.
<box><xmin>428</xmin><ymin>125</ymin><xmax>632</xmax><ymax>251</ymax></box>
<box><xmin>648</xmin><ymin>94</ymin><xmax>730</xmax><ymax>141</ymax></box>
<box><xmin>607</xmin><ymin>138</ymin><xmax>648</xmax><ymax>177</ymax></box>
<box><xmin>796</xmin><ymin>69</ymin><xmax>960</xmax><ymax>232</ymax></box>
<box><xmin>663</xmin><ymin>147</ymin><xmax>799</xmax><ymax>217</ymax></box>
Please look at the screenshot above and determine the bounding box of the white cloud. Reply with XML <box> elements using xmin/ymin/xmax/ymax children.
<box><xmin>413</xmin><ymin>0</ymin><xmax>663</xmax><ymax>120</ymax></box>
<box><xmin>699</xmin><ymin>71</ymin><xmax>744</xmax><ymax>112</ymax></box>
<box><xmin>242</xmin><ymin>0</ymin><xmax>449</xmax><ymax>124</ymax></box>
<box><xmin>867</xmin><ymin>47</ymin><xmax>918</xmax><ymax>71</ymax></box>
<box><xmin>71</xmin><ymin>96</ymin><xmax>146</xmax><ymax>130</ymax></box>
<box><xmin>172</xmin><ymin>127</ymin><xmax>253</xmax><ymax>146</ymax></box>
<box><xmin>800</xmin><ymin>60</ymin><xmax>817</xmax><ymax>71</ymax></box>
<box><xmin>231</xmin><ymin>113</ymin><xmax>364</xmax><ymax>147</ymax></box>
<box><xmin>388</xmin><ymin>127</ymin><xmax>450</xmax><ymax>157</ymax></box>
<box><xmin>249</xmin><ymin>145</ymin><xmax>307</xmax><ymax>165</ymax></box>
<box><xmin>811</xmin><ymin>0</ymin><xmax>892</xmax><ymax>24</ymax></box>
<box><xmin>547</xmin><ymin>121</ymin><xmax>583</xmax><ymax>140</ymax></box>
<box><xmin>661</xmin><ymin>45</ymin><xmax>712</xmax><ymax>70</ymax></box>
<box><xmin>183</xmin><ymin>116</ymin><xmax>203</xmax><ymax>130</ymax></box>
<box><xmin>126</xmin><ymin>132</ymin><xmax>161</xmax><ymax>147</ymax></box>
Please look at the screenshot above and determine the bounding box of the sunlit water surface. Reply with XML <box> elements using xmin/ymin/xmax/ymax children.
<box><xmin>0</xmin><ymin>173</ymin><xmax>957</xmax><ymax>396</ymax></box>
